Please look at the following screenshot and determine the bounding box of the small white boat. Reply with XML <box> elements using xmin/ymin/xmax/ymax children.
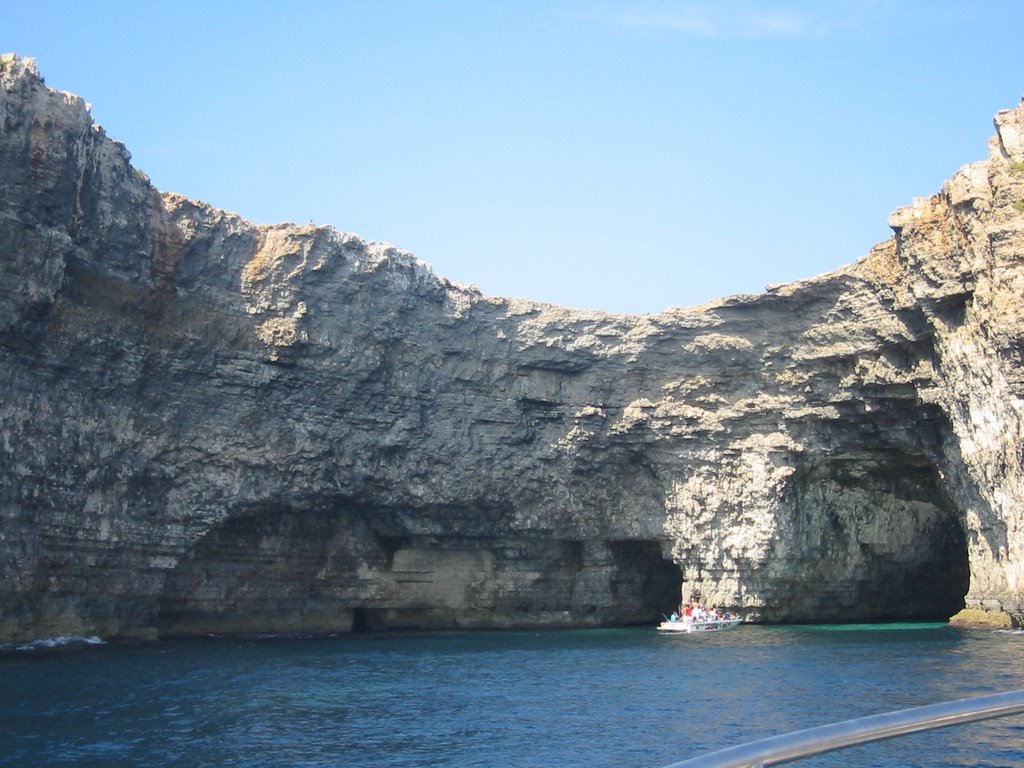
<box><xmin>657</xmin><ymin>617</ymin><xmax>743</xmax><ymax>633</ymax></box>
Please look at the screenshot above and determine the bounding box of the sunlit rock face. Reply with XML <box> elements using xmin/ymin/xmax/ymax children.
<box><xmin>1</xmin><ymin>53</ymin><xmax>1021</xmax><ymax>641</ymax></box>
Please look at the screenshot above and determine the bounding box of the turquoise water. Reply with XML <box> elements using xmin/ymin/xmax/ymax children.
<box><xmin>2</xmin><ymin>625</ymin><xmax>1024</xmax><ymax>767</ymax></box>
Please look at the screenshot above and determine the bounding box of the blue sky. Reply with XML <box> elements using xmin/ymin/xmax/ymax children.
<box><xmin>5</xmin><ymin>2</ymin><xmax>1023</xmax><ymax>314</ymax></box>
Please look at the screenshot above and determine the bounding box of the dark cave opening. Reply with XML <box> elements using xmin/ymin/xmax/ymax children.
<box><xmin>780</xmin><ymin>456</ymin><xmax>971</xmax><ymax>623</ymax></box>
<box><xmin>607</xmin><ymin>540</ymin><xmax>684</xmax><ymax>624</ymax></box>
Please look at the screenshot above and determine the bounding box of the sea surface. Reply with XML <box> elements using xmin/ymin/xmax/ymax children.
<box><xmin>2</xmin><ymin>624</ymin><xmax>1024</xmax><ymax>767</ymax></box>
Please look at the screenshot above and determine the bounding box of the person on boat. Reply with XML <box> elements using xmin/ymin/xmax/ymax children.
<box><xmin>683</xmin><ymin>602</ymin><xmax>694</xmax><ymax>621</ymax></box>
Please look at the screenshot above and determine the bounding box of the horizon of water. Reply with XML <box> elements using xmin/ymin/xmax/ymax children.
<box><xmin>3</xmin><ymin>623</ymin><xmax>1024</xmax><ymax>767</ymax></box>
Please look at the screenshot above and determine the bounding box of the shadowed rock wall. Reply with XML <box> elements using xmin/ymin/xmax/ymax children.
<box><xmin>1</xmin><ymin>53</ymin><xmax>1021</xmax><ymax>641</ymax></box>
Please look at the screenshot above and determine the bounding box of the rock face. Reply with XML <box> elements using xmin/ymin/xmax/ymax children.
<box><xmin>2</xmin><ymin>53</ymin><xmax>1023</xmax><ymax>642</ymax></box>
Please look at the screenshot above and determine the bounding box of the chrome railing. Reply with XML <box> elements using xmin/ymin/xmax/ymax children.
<box><xmin>661</xmin><ymin>689</ymin><xmax>1024</xmax><ymax>768</ymax></box>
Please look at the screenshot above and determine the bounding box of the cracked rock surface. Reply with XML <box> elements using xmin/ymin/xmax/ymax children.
<box><xmin>2</xmin><ymin>54</ymin><xmax>1023</xmax><ymax>641</ymax></box>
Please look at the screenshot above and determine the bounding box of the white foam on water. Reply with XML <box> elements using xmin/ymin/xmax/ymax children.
<box><xmin>10</xmin><ymin>635</ymin><xmax>107</xmax><ymax>651</ymax></box>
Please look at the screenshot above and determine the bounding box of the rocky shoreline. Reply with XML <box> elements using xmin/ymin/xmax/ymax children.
<box><xmin>2</xmin><ymin>53</ymin><xmax>1023</xmax><ymax>641</ymax></box>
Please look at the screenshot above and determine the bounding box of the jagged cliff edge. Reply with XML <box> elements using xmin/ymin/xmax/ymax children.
<box><xmin>2</xmin><ymin>53</ymin><xmax>1023</xmax><ymax>641</ymax></box>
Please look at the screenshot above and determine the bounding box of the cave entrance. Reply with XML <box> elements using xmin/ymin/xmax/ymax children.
<box><xmin>607</xmin><ymin>540</ymin><xmax>683</xmax><ymax>624</ymax></box>
<box><xmin>781</xmin><ymin>458</ymin><xmax>970</xmax><ymax>623</ymax></box>
<box><xmin>853</xmin><ymin>508</ymin><xmax>969</xmax><ymax>622</ymax></box>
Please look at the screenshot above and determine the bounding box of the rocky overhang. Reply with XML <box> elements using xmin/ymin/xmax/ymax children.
<box><xmin>2</xmin><ymin>53</ymin><xmax>1023</xmax><ymax>641</ymax></box>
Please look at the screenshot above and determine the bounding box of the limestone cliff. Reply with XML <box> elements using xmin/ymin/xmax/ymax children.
<box><xmin>2</xmin><ymin>53</ymin><xmax>1022</xmax><ymax>641</ymax></box>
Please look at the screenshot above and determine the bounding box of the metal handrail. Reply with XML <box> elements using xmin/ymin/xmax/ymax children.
<box><xmin>660</xmin><ymin>689</ymin><xmax>1024</xmax><ymax>768</ymax></box>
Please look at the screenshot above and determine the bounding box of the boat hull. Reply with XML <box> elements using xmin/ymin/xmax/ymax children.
<box><xmin>657</xmin><ymin>618</ymin><xmax>742</xmax><ymax>633</ymax></box>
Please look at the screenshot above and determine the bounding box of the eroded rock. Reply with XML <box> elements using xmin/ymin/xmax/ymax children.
<box><xmin>2</xmin><ymin>53</ymin><xmax>1023</xmax><ymax>640</ymax></box>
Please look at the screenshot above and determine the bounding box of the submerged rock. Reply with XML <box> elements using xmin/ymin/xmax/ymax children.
<box><xmin>1</xmin><ymin>53</ymin><xmax>1023</xmax><ymax>641</ymax></box>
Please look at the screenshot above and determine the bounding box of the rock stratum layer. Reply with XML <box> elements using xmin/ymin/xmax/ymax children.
<box><xmin>2</xmin><ymin>54</ymin><xmax>1023</xmax><ymax>642</ymax></box>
